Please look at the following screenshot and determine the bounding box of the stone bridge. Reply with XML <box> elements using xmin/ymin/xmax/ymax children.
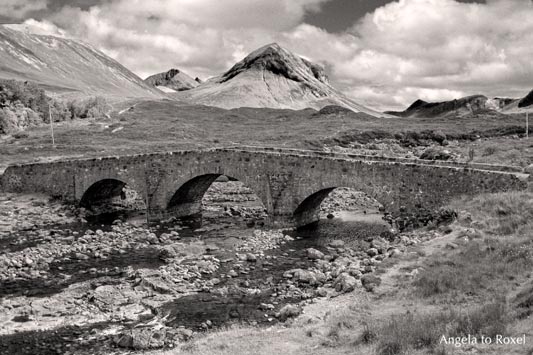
<box><xmin>0</xmin><ymin>148</ymin><xmax>528</xmax><ymax>227</ymax></box>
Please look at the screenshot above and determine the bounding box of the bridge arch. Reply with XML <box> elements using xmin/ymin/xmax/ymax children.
<box><xmin>293</xmin><ymin>186</ymin><xmax>385</xmax><ymax>228</ymax></box>
<box><xmin>79</xmin><ymin>178</ymin><xmax>146</xmax><ymax>216</ymax></box>
<box><xmin>165</xmin><ymin>173</ymin><xmax>267</xmax><ymax>221</ymax></box>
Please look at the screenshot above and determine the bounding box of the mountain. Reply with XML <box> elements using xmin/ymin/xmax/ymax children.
<box><xmin>0</xmin><ymin>25</ymin><xmax>162</xmax><ymax>99</ymax></box>
<box><xmin>518</xmin><ymin>90</ymin><xmax>533</xmax><ymax>108</ymax></box>
<box><xmin>144</xmin><ymin>68</ymin><xmax>199</xmax><ymax>92</ymax></box>
<box><xmin>173</xmin><ymin>43</ymin><xmax>386</xmax><ymax>117</ymax></box>
<box><xmin>386</xmin><ymin>95</ymin><xmax>509</xmax><ymax>118</ymax></box>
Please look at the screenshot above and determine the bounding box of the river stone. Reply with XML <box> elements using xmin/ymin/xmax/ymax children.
<box><xmin>114</xmin><ymin>326</ymin><xmax>167</xmax><ymax>349</ymax></box>
<box><xmin>361</xmin><ymin>275</ymin><xmax>382</xmax><ymax>292</ymax></box>
<box><xmin>334</xmin><ymin>273</ymin><xmax>357</xmax><ymax>293</ymax></box>
<box><xmin>387</xmin><ymin>248</ymin><xmax>401</xmax><ymax>257</ymax></box>
<box><xmin>276</xmin><ymin>304</ymin><xmax>302</xmax><ymax>322</ymax></box>
<box><xmin>366</xmin><ymin>248</ymin><xmax>379</xmax><ymax>257</ymax></box>
<box><xmin>92</xmin><ymin>285</ymin><xmax>128</xmax><ymax>306</ymax></box>
<box><xmin>246</xmin><ymin>253</ymin><xmax>257</xmax><ymax>262</ymax></box>
<box><xmin>329</xmin><ymin>240</ymin><xmax>345</xmax><ymax>248</ymax></box>
<box><xmin>292</xmin><ymin>269</ymin><xmax>317</xmax><ymax>284</ymax></box>
<box><xmin>306</xmin><ymin>248</ymin><xmax>324</xmax><ymax>260</ymax></box>
<box><xmin>139</xmin><ymin>277</ymin><xmax>172</xmax><ymax>294</ymax></box>
<box><xmin>316</xmin><ymin>287</ymin><xmax>328</xmax><ymax>297</ymax></box>
<box><xmin>215</xmin><ymin>175</ymin><xmax>230</xmax><ymax>182</ymax></box>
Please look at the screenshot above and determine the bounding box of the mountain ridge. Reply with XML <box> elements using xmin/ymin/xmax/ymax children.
<box><xmin>173</xmin><ymin>43</ymin><xmax>388</xmax><ymax>117</ymax></box>
<box><xmin>0</xmin><ymin>25</ymin><xmax>163</xmax><ymax>99</ymax></box>
<box><xmin>144</xmin><ymin>68</ymin><xmax>199</xmax><ymax>92</ymax></box>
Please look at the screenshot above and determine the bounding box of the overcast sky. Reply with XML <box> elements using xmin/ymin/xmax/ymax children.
<box><xmin>2</xmin><ymin>0</ymin><xmax>533</xmax><ymax>110</ymax></box>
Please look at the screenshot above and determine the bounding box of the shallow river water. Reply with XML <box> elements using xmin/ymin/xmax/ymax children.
<box><xmin>0</xmin><ymin>189</ymin><xmax>390</xmax><ymax>355</ymax></box>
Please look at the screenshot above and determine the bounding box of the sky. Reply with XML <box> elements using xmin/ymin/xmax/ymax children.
<box><xmin>2</xmin><ymin>0</ymin><xmax>533</xmax><ymax>110</ymax></box>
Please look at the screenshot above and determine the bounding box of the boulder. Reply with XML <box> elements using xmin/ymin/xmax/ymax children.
<box><xmin>366</xmin><ymin>248</ymin><xmax>379</xmax><ymax>257</ymax></box>
<box><xmin>361</xmin><ymin>275</ymin><xmax>381</xmax><ymax>292</ymax></box>
<box><xmin>292</xmin><ymin>269</ymin><xmax>317</xmax><ymax>284</ymax></box>
<box><xmin>328</xmin><ymin>240</ymin><xmax>345</xmax><ymax>248</ymax></box>
<box><xmin>306</xmin><ymin>248</ymin><xmax>325</xmax><ymax>260</ymax></box>
<box><xmin>276</xmin><ymin>304</ymin><xmax>302</xmax><ymax>321</ymax></box>
<box><xmin>92</xmin><ymin>285</ymin><xmax>128</xmax><ymax>306</ymax></box>
<box><xmin>334</xmin><ymin>273</ymin><xmax>357</xmax><ymax>293</ymax></box>
<box><xmin>246</xmin><ymin>253</ymin><xmax>257</xmax><ymax>262</ymax></box>
<box><xmin>215</xmin><ymin>175</ymin><xmax>230</xmax><ymax>182</ymax></box>
<box><xmin>419</xmin><ymin>148</ymin><xmax>452</xmax><ymax>161</ymax></box>
<box><xmin>113</xmin><ymin>326</ymin><xmax>167</xmax><ymax>350</ymax></box>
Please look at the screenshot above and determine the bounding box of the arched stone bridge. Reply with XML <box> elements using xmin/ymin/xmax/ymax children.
<box><xmin>0</xmin><ymin>148</ymin><xmax>528</xmax><ymax>227</ymax></box>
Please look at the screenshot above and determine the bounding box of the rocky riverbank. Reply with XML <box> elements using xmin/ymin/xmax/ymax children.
<box><xmin>0</xmin><ymin>182</ymin><xmax>445</xmax><ymax>354</ymax></box>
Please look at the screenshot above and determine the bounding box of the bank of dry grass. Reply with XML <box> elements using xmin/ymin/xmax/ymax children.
<box><xmin>363</xmin><ymin>301</ymin><xmax>508</xmax><ymax>355</ymax></box>
<box><xmin>362</xmin><ymin>192</ymin><xmax>533</xmax><ymax>355</ymax></box>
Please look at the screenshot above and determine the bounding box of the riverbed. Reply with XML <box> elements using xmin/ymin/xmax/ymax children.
<box><xmin>0</xmin><ymin>183</ymin><xmax>411</xmax><ymax>355</ymax></box>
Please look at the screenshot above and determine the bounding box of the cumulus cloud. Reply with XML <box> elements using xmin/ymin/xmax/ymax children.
<box><xmin>42</xmin><ymin>0</ymin><xmax>333</xmax><ymax>78</ymax></box>
<box><xmin>13</xmin><ymin>0</ymin><xmax>533</xmax><ymax>110</ymax></box>
<box><xmin>2</xmin><ymin>0</ymin><xmax>48</xmax><ymax>19</ymax></box>
<box><xmin>340</xmin><ymin>0</ymin><xmax>533</xmax><ymax>109</ymax></box>
<box><xmin>9</xmin><ymin>18</ymin><xmax>67</xmax><ymax>37</ymax></box>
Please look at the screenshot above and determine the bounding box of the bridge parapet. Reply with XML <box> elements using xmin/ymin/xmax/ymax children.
<box><xmin>0</xmin><ymin>148</ymin><xmax>528</xmax><ymax>228</ymax></box>
<box><xmin>224</xmin><ymin>146</ymin><xmax>526</xmax><ymax>173</ymax></box>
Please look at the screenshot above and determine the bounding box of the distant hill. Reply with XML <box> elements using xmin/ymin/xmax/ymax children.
<box><xmin>386</xmin><ymin>95</ymin><xmax>511</xmax><ymax>118</ymax></box>
<box><xmin>0</xmin><ymin>25</ymin><xmax>163</xmax><ymax>99</ymax></box>
<box><xmin>144</xmin><ymin>68</ymin><xmax>199</xmax><ymax>92</ymax></box>
<box><xmin>173</xmin><ymin>43</ymin><xmax>387</xmax><ymax>117</ymax></box>
<box><xmin>518</xmin><ymin>90</ymin><xmax>533</xmax><ymax>108</ymax></box>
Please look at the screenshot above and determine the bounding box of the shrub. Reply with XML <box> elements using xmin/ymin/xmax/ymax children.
<box><xmin>67</xmin><ymin>96</ymin><xmax>111</xmax><ymax>119</ymax></box>
<box><xmin>482</xmin><ymin>146</ymin><xmax>498</xmax><ymax>157</ymax></box>
<box><xmin>0</xmin><ymin>106</ymin><xmax>40</xmax><ymax>134</ymax></box>
<box><xmin>0</xmin><ymin>79</ymin><xmax>48</xmax><ymax>116</ymax></box>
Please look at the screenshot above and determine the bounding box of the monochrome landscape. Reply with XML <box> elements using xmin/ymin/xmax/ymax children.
<box><xmin>0</xmin><ymin>0</ymin><xmax>533</xmax><ymax>354</ymax></box>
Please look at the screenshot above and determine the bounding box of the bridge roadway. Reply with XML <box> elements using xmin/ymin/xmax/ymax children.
<box><xmin>0</xmin><ymin>147</ymin><xmax>528</xmax><ymax>227</ymax></box>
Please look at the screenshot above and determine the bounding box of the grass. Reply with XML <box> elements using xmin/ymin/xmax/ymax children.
<box><xmin>451</xmin><ymin>137</ymin><xmax>533</xmax><ymax>167</ymax></box>
<box><xmin>1</xmin><ymin>99</ymin><xmax>532</xmax><ymax>171</ymax></box>
<box><xmin>413</xmin><ymin>235</ymin><xmax>533</xmax><ymax>299</ymax></box>
<box><xmin>414</xmin><ymin>193</ymin><xmax>533</xmax><ymax>300</ymax></box>
<box><xmin>358</xmin><ymin>192</ymin><xmax>533</xmax><ymax>354</ymax></box>
<box><xmin>363</xmin><ymin>301</ymin><xmax>509</xmax><ymax>355</ymax></box>
<box><xmin>450</xmin><ymin>192</ymin><xmax>533</xmax><ymax>235</ymax></box>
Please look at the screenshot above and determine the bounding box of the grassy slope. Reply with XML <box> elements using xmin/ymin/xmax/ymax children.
<box><xmin>1</xmin><ymin>99</ymin><xmax>531</xmax><ymax>171</ymax></box>
<box><xmin>149</xmin><ymin>192</ymin><xmax>533</xmax><ymax>355</ymax></box>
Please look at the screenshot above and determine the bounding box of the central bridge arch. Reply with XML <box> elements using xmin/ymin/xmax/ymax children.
<box><xmin>292</xmin><ymin>185</ymin><xmax>389</xmax><ymax>228</ymax></box>
<box><xmin>79</xmin><ymin>177</ymin><xmax>147</xmax><ymax>217</ymax></box>
<box><xmin>80</xmin><ymin>178</ymin><xmax>128</xmax><ymax>209</ymax></box>
<box><xmin>164</xmin><ymin>173</ymin><xmax>268</xmax><ymax>221</ymax></box>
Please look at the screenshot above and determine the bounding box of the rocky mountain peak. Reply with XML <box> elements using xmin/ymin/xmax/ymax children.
<box><xmin>220</xmin><ymin>43</ymin><xmax>329</xmax><ymax>85</ymax></box>
<box><xmin>144</xmin><ymin>68</ymin><xmax>198</xmax><ymax>92</ymax></box>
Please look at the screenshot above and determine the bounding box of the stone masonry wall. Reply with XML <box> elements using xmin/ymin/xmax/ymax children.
<box><xmin>1</xmin><ymin>149</ymin><xmax>528</xmax><ymax>227</ymax></box>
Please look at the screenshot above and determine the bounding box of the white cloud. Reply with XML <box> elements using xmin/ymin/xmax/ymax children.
<box><xmin>15</xmin><ymin>0</ymin><xmax>533</xmax><ymax>110</ymax></box>
<box><xmin>44</xmin><ymin>0</ymin><xmax>334</xmax><ymax>79</ymax></box>
<box><xmin>1</xmin><ymin>0</ymin><xmax>48</xmax><ymax>19</ymax></box>
<box><xmin>340</xmin><ymin>0</ymin><xmax>533</xmax><ymax>109</ymax></box>
<box><xmin>8</xmin><ymin>18</ymin><xmax>67</xmax><ymax>37</ymax></box>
